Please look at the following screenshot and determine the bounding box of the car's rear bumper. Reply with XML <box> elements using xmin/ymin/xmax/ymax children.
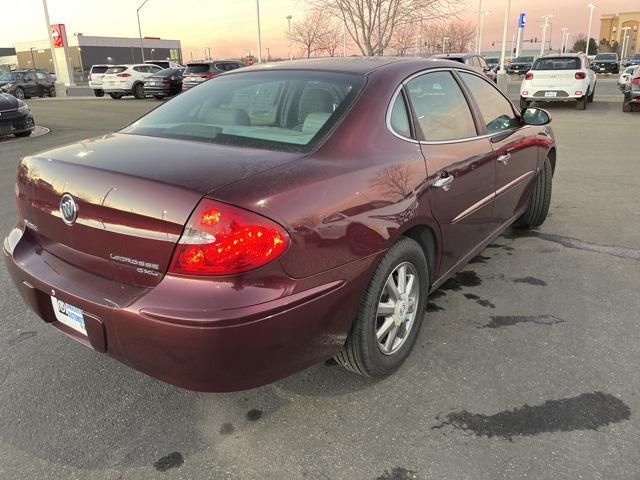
<box><xmin>88</xmin><ymin>83</ymin><xmax>103</xmax><ymax>89</ymax></box>
<box><xmin>102</xmin><ymin>88</ymin><xmax>131</xmax><ymax>94</ymax></box>
<box><xmin>143</xmin><ymin>85</ymin><xmax>179</xmax><ymax>95</ymax></box>
<box><xmin>3</xmin><ymin>225</ymin><xmax>373</xmax><ymax>392</ymax></box>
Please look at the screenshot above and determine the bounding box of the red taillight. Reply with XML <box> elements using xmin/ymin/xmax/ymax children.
<box><xmin>88</xmin><ymin>73</ymin><xmax>92</xmax><ymax>81</ymax></box>
<box><xmin>524</xmin><ymin>72</ymin><xmax>533</xmax><ymax>80</ymax></box>
<box><xmin>575</xmin><ymin>72</ymin><xmax>586</xmax><ymax>80</ymax></box>
<box><xmin>117</xmin><ymin>73</ymin><xmax>131</xmax><ymax>77</ymax></box>
<box><xmin>169</xmin><ymin>199</ymin><xmax>289</xmax><ymax>276</ymax></box>
<box><xmin>204</xmin><ymin>72</ymin><xmax>217</xmax><ymax>79</ymax></box>
<box><xmin>632</xmin><ymin>77</ymin><xmax>640</xmax><ymax>86</ymax></box>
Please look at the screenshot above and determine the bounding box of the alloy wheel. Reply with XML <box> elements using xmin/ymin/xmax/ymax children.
<box><xmin>375</xmin><ymin>262</ymin><xmax>420</xmax><ymax>356</ymax></box>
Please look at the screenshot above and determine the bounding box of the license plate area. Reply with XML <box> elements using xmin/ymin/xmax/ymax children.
<box><xmin>545</xmin><ymin>91</ymin><xmax>557</xmax><ymax>98</ymax></box>
<box><xmin>51</xmin><ymin>296</ymin><xmax>87</xmax><ymax>336</ymax></box>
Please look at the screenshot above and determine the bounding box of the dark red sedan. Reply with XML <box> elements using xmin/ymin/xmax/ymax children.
<box><xmin>3</xmin><ymin>58</ymin><xmax>556</xmax><ymax>392</ymax></box>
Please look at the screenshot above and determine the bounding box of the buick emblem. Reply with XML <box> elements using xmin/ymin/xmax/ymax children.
<box><xmin>59</xmin><ymin>193</ymin><xmax>78</xmax><ymax>226</ymax></box>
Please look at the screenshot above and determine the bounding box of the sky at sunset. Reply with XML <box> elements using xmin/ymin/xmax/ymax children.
<box><xmin>3</xmin><ymin>0</ymin><xmax>640</xmax><ymax>59</ymax></box>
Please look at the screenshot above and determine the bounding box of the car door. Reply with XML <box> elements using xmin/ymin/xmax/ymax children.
<box><xmin>457</xmin><ymin>71</ymin><xmax>539</xmax><ymax>226</ymax></box>
<box><xmin>35</xmin><ymin>72</ymin><xmax>50</xmax><ymax>94</ymax></box>
<box><xmin>22</xmin><ymin>72</ymin><xmax>38</xmax><ymax>96</ymax></box>
<box><xmin>404</xmin><ymin>70</ymin><xmax>496</xmax><ymax>277</ymax></box>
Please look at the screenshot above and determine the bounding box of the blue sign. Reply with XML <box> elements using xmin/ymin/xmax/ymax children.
<box><xmin>518</xmin><ymin>13</ymin><xmax>526</xmax><ymax>28</ymax></box>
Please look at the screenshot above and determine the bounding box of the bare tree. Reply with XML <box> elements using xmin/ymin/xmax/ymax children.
<box><xmin>420</xmin><ymin>19</ymin><xmax>475</xmax><ymax>54</ymax></box>
<box><xmin>290</xmin><ymin>11</ymin><xmax>332</xmax><ymax>58</ymax></box>
<box><xmin>390</xmin><ymin>21</ymin><xmax>418</xmax><ymax>56</ymax></box>
<box><xmin>320</xmin><ymin>20</ymin><xmax>343</xmax><ymax>57</ymax></box>
<box><xmin>310</xmin><ymin>0</ymin><xmax>465</xmax><ymax>56</ymax></box>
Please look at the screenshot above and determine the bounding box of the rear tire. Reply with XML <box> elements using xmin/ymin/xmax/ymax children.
<box><xmin>519</xmin><ymin>97</ymin><xmax>530</xmax><ymax>110</ymax></box>
<box><xmin>109</xmin><ymin>92</ymin><xmax>123</xmax><ymax>100</ymax></box>
<box><xmin>15</xmin><ymin>130</ymin><xmax>32</xmax><ymax>138</ymax></box>
<box><xmin>334</xmin><ymin>238</ymin><xmax>428</xmax><ymax>377</ymax></box>
<box><xmin>93</xmin><ymin>89</ymin><xmax>104</xmax><ymax>97</ymax></box>
<box><xmin>14</xmin><ymin>87</ymin><xmax>25</xmax><ymax>100</ymax></box>
<box><xmin>576</xmin><ymin>95</ymin><xmax>587</xmax><ymax>110</ymax></box>
<box><xmin>154</xmin><ymin>94</ymin><xmax>165</xmax><ymax>100</ymax></box>
<box><xmin>48</xmin><ymin>86</ymin><xmax>56</xmax><ymax>97</ymax></box>
<box><xmin>623</xmin><ymin>101</ymin><xmax>632</xmax><ymax>113</ymax></box>
<box><xmin>587</xmin><ymin>86</ymin><xmax>595</xmax><ymax>103</ymax></box>
<box><xmin>515</xmin><ymin>157</ymin><xmax>553</xmax><ymax>229</ymax></box>
<box><xmin>133</xmin><ymin>83</ymin><xmax>145</xmax><ymax>99</ymax></box>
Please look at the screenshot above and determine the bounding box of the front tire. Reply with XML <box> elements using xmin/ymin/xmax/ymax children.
<box><xmin>576</xmin><ymin>95</ymin><xmax>587</xmax><ymax>110</ymax></box>
<box><xmin>14</xmin><ymin>87</ymin><xmax>25</xmax><ymax>100</ymax></box>
<box><xmin>93</xmin><ymin>89</ymin><xmax>104</xmax><ymax>97</ymax></box>
<box><xmin>334</xmin><ymin>238</ymin><xmax>428</xmax><ymax>377</ymax></box>
<box><xmin>516</xmin><ymin>157</ymin><xmax>553</xmax><ymax>228</ymax></box>
<box><xmin>587</xmin><ymin>85</ymin><xmax>595</xmax><ymax>103</ymax></box>
<box><xmin>48</xmin><ymin>86</ymin><xmax>56</xmax><ymax>97</ymax></box>
<box><xmin>623</xmin><ymin>101</ymin><xmax>632</xmax><ymax>113</ymax></box>
<box><xmin>109</xmin><ymin>92</ymin><xmax>123</xmax><ymax>100</ymax></box>
<box><xmin>15</xmin><ymin>130</ymin><xmax>32</xmax><ymax>138</ymax></box>
<box><xmin>133</xmin><ymin>83</ymin><xmax>145</xmax><ymax>99</ymax></box>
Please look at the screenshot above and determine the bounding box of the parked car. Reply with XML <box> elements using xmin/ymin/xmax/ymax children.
<box><xmin>0</xmin><ymin>69</ymin><xmax>56</xmax><ymax>99</ymax></box>
<box><xmin>145</xmin><ymin>60</ymin><xmax>183</xmax><ymax>70</ymax></box>
<box><xmin>591</xmin><ymin>53</ymin><xmax>619</xmax><ymax>74</ymax></box>
<box><xmin>520</xmin><ymin>53</ymin><xmax>596</xmax><ymax>110</ymax></box>
<box><xmin>0</xmin><ymin>92</ymin><xmax>35</xmax><ymax>137</ymax></box>
<box><xmin>88</xmin><ymin>64</ymin><xmax>112</xmax><ymax>97</ymax></box>
<box><xmin>507</xmin><ymin>56</ymin><xmax>534</xmax><ymax>74</ymax></box>
<box><xmin>618</xmin><ymin>65</ymin><xmax>639</xmax><ymax>91</ymax></box>
<box><xmin>486</xmin><ymin>57</ymin><xmax>500</xmax><ymax>71</ymax></box>
<box><xmin>182</xmin><ymin>61</ymin><xmax>244</xmax><ymax>90</ymax></box>
<box><xmin>627</xmin><ymin>53</ymin><xmax>640</xmax><ymax>67</ymax></box>
<box><xmin>4</xmin><ymin>58</ymin><xmax>556</xmax><ymax>392</ymax></box>
<box><xmin>102</xmin><ymin>64</ymin><xmax>163</xmax><ymax>99</ymax></box>
<box><xmin>622</xmin><ymin>66</ymin><xmax>640</xmax><ymax>112</ymax></box>
<box><xmin>143</xmin><ymin>67</ymin><xmax>184</xmax><ymax>99</ymax></box>
<box><xmin>431</xmin><ymin>53</ymin><xmax>496</xmax><ymax>81</ymax></box>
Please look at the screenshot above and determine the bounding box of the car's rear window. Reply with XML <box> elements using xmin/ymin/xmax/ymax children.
<box><xmin>595</xmin><ymin>54</ymin><xmax>617</xmax><ymax>61</ymax></box>
<box><xmin>90</xmin><ymin>66</ymin><xmax>109</xmax><ymax>74</ymax></box>
<box><xmin>122</xmin><ymin>70</ymin><xmax>366</xmax><ymax>152</ymax></box>
<box><xmin>0</xmin><ymin>72</ymin><xmax>21</xmax><ymax>81</ymax></box>
<box><xmin>105</xmin><ymin>66</ymin><xmax>128</xmax><ymax>74</ymax></box>
<box><xmin>185</xmin><ymin>63</ymin><xmax>211</xmax><ymax>74</ymax></box>
<box><xmin>149</xmin><ymin>62</ymin><xmax>169</xmax><ymax>69</ymax></box>
<box><xmin>533</xmin><ymin>57</ymin><xmax>581</xmax><ymax>70</ymax></box>
<box><xmin>633</xmin><ymin>54</ymin><xmax>640</xmax><ymax>60</ymax></box>
<box><xmin>513</xmin><ymin>57</ymin><xmax>534</xmax><ymax>63</ymax></box>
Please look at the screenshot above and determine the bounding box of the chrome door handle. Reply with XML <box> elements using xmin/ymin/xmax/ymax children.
<box><xmin>497</xmin><ymin>153</ymin><xmax>511</xmax><ymax>165</ymax></box>
<box><xmin>433</xmin><ymin>175</ymin><xmax>454</xmax><ymax>191</ymax></box>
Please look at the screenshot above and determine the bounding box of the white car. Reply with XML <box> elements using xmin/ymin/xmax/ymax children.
<box><xmin>88</xmin><ymin>64</ymin><xmax>112</xmax><ymax>97</ymax></box>
<box><xmin>618</xmin><ymin>65</ymin><xmax>639</xmax><ymax>91</ymax></box>
<box><xmin>144</xmin><ymin>60</ymin><xmax>183</xmax><ymax>69</ymax></box>
<box><xmin>101</xmin><ymin>64</ymin><xmax>163</xmax><ymax>100</ymax></box>
<box><xmin>520</xmin><ymin>53</ymin><xmax>597</xmax><ymax>110</ymax></box>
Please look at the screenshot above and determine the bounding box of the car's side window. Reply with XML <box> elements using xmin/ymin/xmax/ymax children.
<box><xmin>458</xmin><ymin>72</ymin><xmax>520</xmax><ymax>134</ymax></box>
<box><xmin>389</xmin><ymin>91</ymin><xmax>412</xmax><ymax>139</ymax></box>
<box><xmin>478</xmin><ymin>57</ymin><xmax>488</xmax><ymax>69</ymax></box>
<box><xmin>35</xmin><ymin>72</ymin><xmax>47</xmax><ymax>80</ymax></box>
<box><xmin>24</xmin><ymin>73</ymin><xmax>35</xmax><ymax>82</ymax></box>
<box><xmin>405</xmin><ymin>71</ymin><xmax>477</xmax><ymax>142</ymax></box>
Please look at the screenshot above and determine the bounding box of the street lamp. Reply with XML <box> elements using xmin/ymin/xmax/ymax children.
<box><xmin>256</xmin><ymin>0</ymin><xmax>263</xmax><ymax>63</ymax></box>
<box><xmin>77</xmin><ymin>47</ymin><xmax>84</xmax><ymax>81</ymax></box>
<box><xmin>206</xmin><ymin>47</ymin><xmax>211</xmax><ymax>61</ymax></box>
<box><xmin>561</xmin><ymin>27</ymin><xmax>569</xmax><ymax>53</ymax></box>
<box><xmin>442</xmin><ymin>36</ymin><xmax>449</xmax><ymax>54</ymax></box>
<box><xmin>498</xmin><ymin>0</ymin><xmax>513</xmax><ymax>77</ymax></box>
<box><xmin>586</xmin><ymin>3</ymin><xmax>596</xmax><ymax>56</ymax></box>
<box><xmin>475</xmin><ymin>0</ymin><xmax>483</xmax><ymax>54</ymax></box>
<box><xmin>477</xmin><ymin>10</ymin><xmax>491</xmax><ymax>56</ymax></box>
<box><xmin>540</xmin><ymin>14</ymin><xmax>553</xmax><ymax>56</ymax></box>
<box><xmin>30</xmin><ymin>47</ymin><xmax>37</xmax><ymax>69</ymax></box>
<box><xmin>137</xmin><ymin>0</ymin><xmax>150</xmax><ymax>62</ymax></box>
<box><xmin>620</xmin><ymin>26</ymin><xmax>631</xmax><ymax>65</ymax></box>
<box><xmin>286</xmin><ymin>15</ymin><xmax>293</xmax><ymax>60</ymax></box>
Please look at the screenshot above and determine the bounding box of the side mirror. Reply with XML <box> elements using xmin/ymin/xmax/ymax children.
<box><xmin>522</xmin><ymin>107</ymin><xmax>551</xmax><ymax>126</ymax></box>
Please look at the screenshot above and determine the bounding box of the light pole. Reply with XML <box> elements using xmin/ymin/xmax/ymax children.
<box><xmin>561</xmin><ymin>28</ymin><xmax>568</xmax><ymax>53</ymax></box>
<box><xmin>137</xmin><ymin>0</ymin><xmax>150</xmax><ymax>62</ymax></box>
<box><xmin>206</xmin><ymin>47</ymin><xmax>211</xmax><ymax>61</ymax></box>
<box><xmin>478</xmin><ymin>10</ymin><xmax>491</xmax><ymax>56</ymax></box>
<box><xmin>442</xmin><ymin>37</ymin><xmax>449</xmax><ymax>54</ymax></box>
<box><xmin>620</xmin><ymin>26</ymin><xmax>631</xmax><ymax>65</ymax></box>
<box><xmin>540</xmin><ymin>14</ymin><xmax>553</xmax><ymax>56</ymax></box>
<box><xmin>30</xmin><ymin>47</ymin><xmax>37</xmax><ymax>68</ymax></box>
<box><xmin>475</xmin><ymin>0</ymin><xmax>483</xmax><ymax>54</ymax></box>
<box><xmin>586</xmin><ymin>3</ymin><xmax>596</xmax><ymax>57</ymax></box>
<box><xmin>498</xmin><ymin>0</ymin><xmax>512</xmax><ymax>77</ymax></box>
<box><xmin>256</xmin><ymin>0</ymin><xmax>263</xmax><ymax>63</ymax></box>
<box><xmin>286</xmin><ymin>15</ymin><xmax>293</xmax><ymax>60</ymax></box>
<box><xmin>77</xmin><ymin>47</ymin><xmax>84</xmax><ymax>81</ymax></box>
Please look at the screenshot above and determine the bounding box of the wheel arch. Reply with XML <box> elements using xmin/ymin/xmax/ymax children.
<box><xmin>399</xmin><ymin>224</ymin><xmax>438</xmax><ymax>286</ymax></box>
<box><xmin>547</xmin><ymin>146</ymin><xmax>556</xmax><ymax>174</ymax></box>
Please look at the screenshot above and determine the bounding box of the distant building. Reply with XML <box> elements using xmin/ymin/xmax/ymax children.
<box><xmin>0</xmin><ymin>47</ymin><xmax>18</xmax><ymax>71</ymax></box>
<box><xmin>13</xmin><ymin>35</ymin><xmax>182</xmax><ymax>81</ymax></box>
<box><xmin>600</xmin><ymin>12</ymin><xmax>639</xmax><ymax>56</ymax></box>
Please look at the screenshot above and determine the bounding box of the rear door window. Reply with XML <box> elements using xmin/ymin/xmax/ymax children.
<box><xmin>458</xmin><ymin>72</ymin><xmax>520</xmax><ymax>134</ymax></box>
<box><xmin>35</xmin><ymin>72</ymin><xmax>49</xmax><ymax>80</ymax></box>
<box><xmin>405</xmin><ymin>71</ymin><xmax>477</xmax><ymax>142</ymax></box>
<box><xmin>389</xmin><ymin>92</ymin><xmax>412</xmax><ymax>139</ymax></box>
<box><xmin>106</xmin><ymin>66</ymin><xmax>128</xmax><ymax>74</ymax></box>
<box><xmin>90</xmin><ymin>66</ymin><xmax>109</xmax><ymax>74</ymax></box>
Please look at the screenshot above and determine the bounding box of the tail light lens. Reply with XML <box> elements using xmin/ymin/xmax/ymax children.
<box><xmin>524</xmin><ymin>72</ymin><xmax>534</xmax><ymax>80</ymax></box>
<box><xmin>632</xmin><ymin>77</ymin><xmax>640</xmax><ymax>86</ymax></box>
<box><xmin>204</xmin><ymin>72</ymin><xmax>217</xmax><ymax>79</ymax></box>
<box><xmin>575</xmin><ymin>72</ymin><xmax>586</xmax><ymax>80</ymax></box>
<box><xmin>169</xmin><ymin>198</ymin><xmax>289</xmax><ymax>276</ymax></box>
<box><xmin>117</xmin><ymin>73</ymin><xmax>131</xmax><ymax>77</ymax></box>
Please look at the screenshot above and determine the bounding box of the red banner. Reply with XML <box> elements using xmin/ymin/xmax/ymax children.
<box><xmin>50</xmin><ymin>24</ymin><xmax>66</xmax><ymax>48</ymax></box>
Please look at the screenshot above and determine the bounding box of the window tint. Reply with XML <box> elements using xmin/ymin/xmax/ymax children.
<box><xmin>24</xmin><ymin>73</ymin><xmax>35</xmax><ymax>81</ymax></box>
<box><xmin>122</xmin><ymin>71</ymin><xmax>365</xmax><ymax>152</ymax></box>
<box><xmin>0</xmin><ymin>72</ymin><xmax>21</xmax><ymax>81</ymax></box>
<box><xmin>106</xmin><ymin>66</ymin><xmax>128</xmax><ymax>74</ymax></box>
<box><xmin>533</xmin><ymin>57</ymin><xmax>581</xmax><ymax>70</ymax></box>
<box><xmin>405</xmin><ymin>71</ymin><xmax>477</xmax><ymax>141</ymax></box>
<box><xmin>185</xmin><ymin>63</ymin><xmax>210</xmax><ymax>74</ymax></box>
<box><xmin>459</xmin><ymin>72</ymin><xmax>520</xmax><ymax>134</ymax></box>
<box><xmin>389</xmin><ymin>92</ymin><xmax>412</xmax><ymax>138</ymax></box>
<box><xmin>90</xmin><ymin>66</ymin><xmax>109</xmax><ymax>74</ymax></box>
<box><xmin>35</xmin><ymin>72</ymin><xmax>48</xmax><ymax>79</ymax></box>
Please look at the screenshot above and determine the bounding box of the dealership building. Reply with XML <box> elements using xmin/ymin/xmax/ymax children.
<box><xmin>13</xmin><ymin>34</ymin><xmax>182</xmax><ymax>83</ymax></box>
<box><xmin>600</xmin><ymin>11</ymin><xmax>639</xmax><ymax>56</ymax></box>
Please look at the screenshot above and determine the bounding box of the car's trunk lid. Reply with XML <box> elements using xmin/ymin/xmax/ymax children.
<box><xmin>16</xmin><ymin>133</ymin><xmax>302</xmax><ymax>287</ymax></box>
<box><xmin>531</xmin><ymin>71</ymin><xmax>577</xmax><ymax>87</ymax></box>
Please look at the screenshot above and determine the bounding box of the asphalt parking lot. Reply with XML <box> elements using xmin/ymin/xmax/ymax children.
<box><xmin>0</xmin><ymin>90</ymin><xmax>639</xmax><ymax>479</ymax></box>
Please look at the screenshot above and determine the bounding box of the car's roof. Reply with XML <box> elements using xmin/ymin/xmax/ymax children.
<box><xmin>238</xmin><ymin>57</ymin><xmax>474</xmax><ymax>76</ymax></box>
<box><xmin>540</xmin><ymin>53</ymin><xmax>582</xmax><ymax>58</ymax></box>
<box><xmin>433</xmin><ymin>53</ymin><xmax>473</xmax><ymax>59</ymax></box>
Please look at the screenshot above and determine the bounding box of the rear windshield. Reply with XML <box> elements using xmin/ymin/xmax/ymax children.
<box><xmin>533</xmin><ymin>57</ymin><xmax>581</xmax><ymax>70</ymax></box>
<box><xmin>90</xmin><ymin>66</ymin><xmax>109</xmax><ymax>74</ymax></box>
<box><xmin>148</xmin><ymin>62</ymin><xmax>169</xmax><ymax>68</ymax></box>
<box><xmin>513</xmin><ymin>57</ymin><xmax>534</xmax><ymax>63</ymax></box>
<box><xmin>122</xmin><ymin>70</ymin><xmax>366</xmax><ymax>152</ymax></box>
<box><xmin>446</xmin><ymin>57</ymin><xmax>465</xmax><ymax>63</ymax></box>
<box><xmin>105</xmin><ymin>66</ymin><xmax>128</xmax><ymax>74</ymax></box>
<box><xmin>185</xmin><ymin>63</ymin><xmax>211</xmax><ymax>74</ymax></box>
<box><xmin>0</xmin><ymin>72</ymin><xmax>21</xmax><ymax>81</ymax></box>
<box><xmin>595</xmin><ymin>54</ymin><xmax>617</xmax><ymax>61</ymax></box>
